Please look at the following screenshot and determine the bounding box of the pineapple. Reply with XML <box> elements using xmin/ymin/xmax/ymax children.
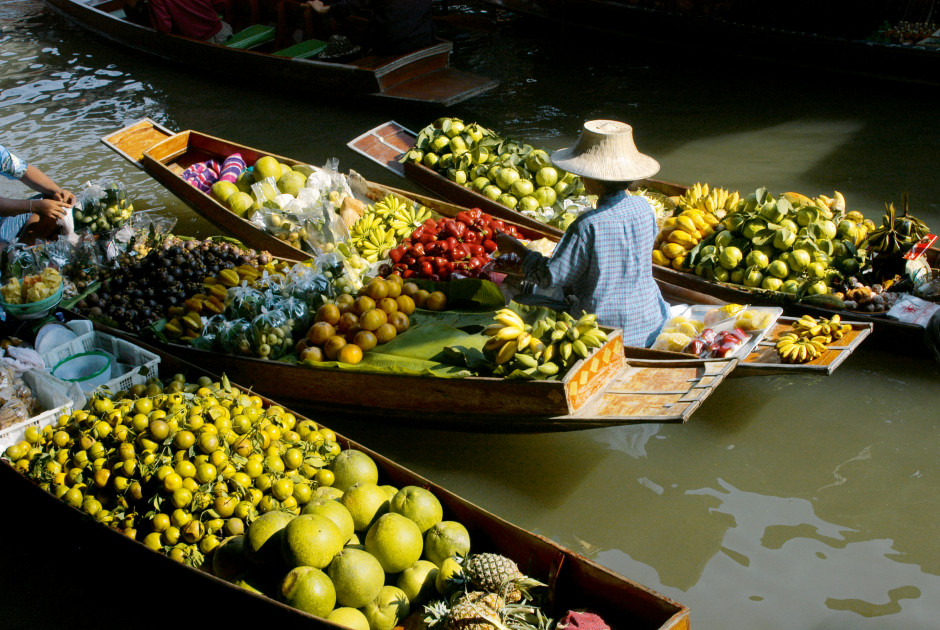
<box><xmin>447</xmin><ymin>591</ymin><xmax>507</xmax><ymax>630</ymax></box>
<box><xmin>463</xmin><ymin>553</ymin><xmax>526</xmax><ymax>602</ymax></box>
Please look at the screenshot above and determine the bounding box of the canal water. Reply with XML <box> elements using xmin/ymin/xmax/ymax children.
<box><xmin>2</xmin><ymin>2</ymin><xmax>939</xmax><ymax>629</ymax></box>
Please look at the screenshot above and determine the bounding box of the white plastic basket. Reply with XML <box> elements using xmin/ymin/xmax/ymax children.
<box><xmin>0</xmin><ymin>369</ymin><xmax>77</xmax><ymax>451</ymax></box>
<box><xmin>40</xmin><ymin>331</ymin><xmax>161</xmax><ymax>396</ymax></box>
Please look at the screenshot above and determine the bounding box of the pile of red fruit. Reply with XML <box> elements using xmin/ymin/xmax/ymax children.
<box><xmin>384</xmin><ymin>208</ymin><xmax>523</xmax><ymax>281</ymax></box>
<box><xmin>685</xmin><ymin>328</ymin><xmax>749</xmax><ymax>358</ymax></box>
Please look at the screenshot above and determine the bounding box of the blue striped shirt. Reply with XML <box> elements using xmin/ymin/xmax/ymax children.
<box><xmin>521</xmin><ymin>191</ymin><xmax>668</xmax><ymax>347</ymax></box>
<box><xmin>0</xmin><ymin>144</ymin><xmax>28</xmax><ymax>180</ymax></box>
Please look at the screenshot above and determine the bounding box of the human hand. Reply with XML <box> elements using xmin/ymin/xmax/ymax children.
<box><xmin>52</xmin><ymin>188</ymin><xmax>75</xmax><ymax>205</ymax></box>
<box><xmin>493</xmin><ymin>231</ymin><xmax>524</xmax><ymax>256</ymax></box>
<box><xmin>32</xmin><ymin>198</ymin><xmax>70</xmax><ymax>222</ymax></box>
<box><xmin>308</xmin><ymin>0</ymin><xmax>329</xmax><ymax>14</ymax></box>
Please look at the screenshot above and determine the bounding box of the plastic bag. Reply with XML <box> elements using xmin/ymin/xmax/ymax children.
<box><xmin>219</xmin><ymin>318</ymin><xmax>253</xmax><ymax>356</ymax></box>
<box><xmin>73</xmin><ymin>181</ymin><xmax>134</xmax><ymax>234</ymax></box>
<box><xmin>249</xmin><ymin>309</ymin><xmax>292</xmax><ymax>359</ymax></box>
<box><xmin>886</xmin><ymin>294</ymin><xmax>940</xmax><ymax>327</ymax></box>
<box><xmin>269</xmin><ymin>295</ymin><xmax>310</xmax><ymax>336</ymax></box>
<box><xmin>0</xmin><ymin>397</ymin><xmax>31</xmax><ymax>430</ymax></box>
<box><xmin>226</xmin><ymin>284</ymin><xmax>267</xmax><ymax>320</ymax></box>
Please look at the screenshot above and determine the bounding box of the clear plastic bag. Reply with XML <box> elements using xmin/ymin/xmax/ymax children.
<box><xmin>249</xmin><ymin>309</ymin><xmax>292</xmax><ymax>359</ymax></box>
<box><xmin>219</xmin><ymin>318</ymin><xmax>253</xmax><ymax>356</ymax></box>
<box><xmin>225</xmin><ymin>284</ymin><xmax>267</xmax><ymax>320</ymax></box>
<box><xmin>269</xmin><ymin>295</ymin><xmax>310</xmax><ymax>336</ymax></box>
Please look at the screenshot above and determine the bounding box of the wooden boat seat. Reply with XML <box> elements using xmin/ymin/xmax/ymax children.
<box><xmin>273</xmin><ymin>38</ymin><xmax>328</xmax><ymax>59</ymax></box>
<box><xmin>224</xmin><ymin>24</ymin><xmax>275</xmax><ymax>49</ymax></box>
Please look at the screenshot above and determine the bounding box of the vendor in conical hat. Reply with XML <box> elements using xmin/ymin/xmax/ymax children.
<box><xmin>494</xmin><ymin>120</ymin><xmax>668</xmax><ymax>347</ymax></box>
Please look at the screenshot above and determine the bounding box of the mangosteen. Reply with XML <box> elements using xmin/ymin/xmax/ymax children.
<box><xmin>112</xmin><ymin>306</ymin><xmax>125</xmax><ymax>319</ymax></box>
<box><xmin>89</xmin><ymin>306</ymin><xmax>103</xmax><ymax>318</ymax></box>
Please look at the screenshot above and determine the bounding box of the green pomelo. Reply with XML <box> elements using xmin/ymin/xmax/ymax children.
<box><xmin>381</xmin><ymin>485</ymin><xmax>399</xmax><ymax>501</ymax></box>
<box><xmin>327</xmin><ymin>547</ymin><xmax>386</xmax><ymax>608</ymax></box>
<box><xmin>253</xmin><ymin>156</ymin><xmax>282</xmax><ymax>181</ymax></box>
<box><xmin>509</xmin><ymin>178</ymin><xmax>534</xmax><ymax>199</ymax></box>
<box><xmin>211</xmin><ymin>180</ymin><xmax>238</xmax><ymax>204</ymax></box>
<box><xmin>302</xmin><ymin>497</ymin><xmax>355</xmax><ymax>543</ymax></box>
<box><xmin>423</xmin><ymin>520</ymin><xmax>470</xmax><ymax>567</ymax></box>
<box><xmin>212</xmin><ymin>535</ymin><xmax>249</xmax><ymax>581</ymax></box>
<box><xmin>482</xmin><ymin>185</ymin><xmax>502</xmax><ymax>201</ymax></box>
<box><xmin>533</xmin><ymin>186</ymin><xmax>556</xmax><ymax>208</ymax></box>
<box><xmin>340</xmin><ymin>482</ymin><xmax>389</xmax><ymax>532</ymax></box>
<box><xmin>535</xmin><ymin>166</ymin><xmax>559</xmax><ymax>187</ymax></box>
<box><xmin>497</xmin><ymin>193</ymin><xmax>519</xmax><ymax>209</ymax></box>
<box><xmin>328</xmin><ymin>607</ymin><xmax>371</xmax><ymax>630</ymax></box>
<box><xmin>365</xmin><ymin>513</ymin><xmax>423</xmax><ymax>574</ymax></box>
<box><xmin>280</xmin><ymin>566</ymin><xmax>336</xmax><ymax>618</ymax></box>
<box><xmin>361</xmin><ymin>585</ymin><xmax>410</xmax><ymax>630</ymax></box>
<box><xmin>227</xmin><ymin>192</ymin><xmax>255</xmax><ymax>218</ymax></box>
<box><xmin>331</xmin><ymin>450</ymin><xmax>379</xmax><ymax>493</ymax></box>
<box><xmin>245</xmin><ymin>510</ymin><xmax>295</xmax><ymax>566</ymax></box>
<box><xmin>313</xmin><ymin>486</ymin><xmax>345</xmax><ymax>501</ymax></box>
<box><xmin>278</xmin><ymin>171</ymin><xmax>306</xmax><ymax>197</ymax></box>
<box><xmin>235</xmin><ymin>170</ymin><xmax>254</xmax><ymax>193</ymax></box>
<box><xmin>390</xmin><ymin>486</ymin><xmax>443</xmax><ymax>534</ymax></box>
<box><xmin>517</xmin><ymin>196</ymin><xmax>540</xmax><ymax>213</ymax></box>
<box><xmin>281</xmin><ymin>513</ymin><xmax>345</xmax><ymax>569</ymax></box>
<box><xmin>279</xmin><ymin>162</ymin><xmax>293</xmax><ymax>178</ymax></box>
<box><xmin>396</xmin><ymin>559</ymin><xmax>439</xmax><ymax>606</ymax></box>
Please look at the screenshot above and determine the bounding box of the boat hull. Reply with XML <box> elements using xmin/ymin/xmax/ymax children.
<box><xmin>0</xmin><ymin>345</ymin><xmax>690</xmax><ymax>629</ymax></box>
<box><xmin>44</xmin><ymin>0</ymin><xmax>496</xmax><ymax>105</ymax></box>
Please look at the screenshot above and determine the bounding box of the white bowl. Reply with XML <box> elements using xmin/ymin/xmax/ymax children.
<box><xmin>51</xmin><ymin>351</ymin><xmax>112</xmax><ymax>391</ymax></box>
<box><xmin>35</xmin><ymin>323</ymin><xmax>78</xmax><ymax>354</ymax></box>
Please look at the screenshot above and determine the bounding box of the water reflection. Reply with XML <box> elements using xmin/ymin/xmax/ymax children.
<box><xmin>2</xmin><ymin>3</ymin><xmax>940</xmax><ymax>630</ymax></box>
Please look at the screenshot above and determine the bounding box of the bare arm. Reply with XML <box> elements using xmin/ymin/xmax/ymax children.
<box><xmin>18</xmin><ymin>164</ymin><xmax>75</xmax><ymax>205</ymax></box>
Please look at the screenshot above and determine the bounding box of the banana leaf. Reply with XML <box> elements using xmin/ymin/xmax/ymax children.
<box><xmin>410</xmin><ymin>277</ymin><xmax>506</xmax><ymax>311</ymax></box>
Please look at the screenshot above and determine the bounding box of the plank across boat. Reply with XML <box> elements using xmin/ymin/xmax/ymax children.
<box><xmin>349</xmin><ymin>121</ymin><xmax>937</xmax><ymax>355</ymax></box>
<box><xmin>0</xmin><ymin>343</ymin><xmax>690</xmax><ymax>630</ymax></box>
<box><xmin>77</xmin><ymin>318</ymin><xmax>735</xmax><ymax>432</ymax></box>
<box><xmin>44</xmin><ymin>0</ymin><xmax>497</xmax><ymax>106</ymax></box>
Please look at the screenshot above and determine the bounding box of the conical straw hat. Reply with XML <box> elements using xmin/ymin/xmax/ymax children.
<box><xmin>551</xmin><ymin>120</ymin><xmax>660</xmax><ymax>182</ymax></box>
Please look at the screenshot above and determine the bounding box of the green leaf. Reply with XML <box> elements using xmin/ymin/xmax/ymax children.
<box><xmin>750</xmin><ymin>228</ymin><xmax>776</xmax><ymax>248</ymax></box>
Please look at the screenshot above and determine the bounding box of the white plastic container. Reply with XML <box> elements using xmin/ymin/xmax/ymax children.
<box><xmin>0</xmin><ymin>369</ymin><xmax>78</xmax><ymax>451</ymax></box>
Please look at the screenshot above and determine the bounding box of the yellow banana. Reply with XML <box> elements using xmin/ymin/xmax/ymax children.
<box><xmin>496</xmin><ymin>326</ymin><xmax>523</xmax><ymax>341</ymax></box>
<box><xmin>572</xmin><ymin>340</ymin><xmax>590</xmax><ymax>359</ymax></box>
<box><xmin>495</xmin><ymin>340</ymin><xmax>518</xmax><ymax>364</ymax></box>
<box><xmin>516</xmin><ymin>332</ymin><xmax>532</xmax><ymax>352</ymax></box>
<box><xmin>495</xmin><ymin>308</ymin><xmax>525</xmax><ymax>329</ymax></box>
<box><xmin>542</xmin><ymin>342</ymin><xmax>557</xmax><ymax>364</ymax></box>
<box><xmin>483</xmin><ymin>324</ymin><xmax>504</xmax><ymax>336</ymax></box>
<box><xmin>495</xmin><ymin>312</ymin><xmax>524</xmax><ymax>329</ymax></box>
<box><xmin>483</xmin><ymin>336</ymin><xmax>505</xmax><ymax>352</ymax></box>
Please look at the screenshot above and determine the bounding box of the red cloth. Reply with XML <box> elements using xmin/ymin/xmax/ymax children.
<box><xmin>557</xmin><ymin>611</ymin><xmax>610</xmax><ymax>630</ymax></box>
<box><xmin>148</xmin><ymin>0</ymin><xmax>223</xmax><ymax>40</ymax></box>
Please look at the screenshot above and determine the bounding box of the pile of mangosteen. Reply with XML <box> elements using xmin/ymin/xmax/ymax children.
<box><xmin>74</xmin><ymin>237</ymin><xmax>270</xmax><ymax>334</ymax></box>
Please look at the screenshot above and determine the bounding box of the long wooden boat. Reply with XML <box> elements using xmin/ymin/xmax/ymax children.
<box><xmin>76</xmin><ymin>314</ymin><xmax>735</xmax><ymax>432</ymax></box>
<box><xmin>0</xmin><ymin>341</ymin><xmax>690</xmax><ymax>629</ymax></box>
<box><xmin>349</xmin><ymin>122</ymin><xmax>937</xmax><ymax>355</ymax></box>
<box><xmin>102</xmin><ymin>119</ymin><xmax>552</xmax><ymax>264</ymax></box>
<box><xmin>44</xmin><ymin>0</ymin><xmax>497</xmax><ymax>106</ymax></box>
<box><xmin>477</xmin><ymin>0</ymin><xmax>940</xmax><ymax>87</ymax></box>
<box><xmin>100</xmin><ymin>120</ymin><xmax>871</xmax><ymax>380</ymax></box>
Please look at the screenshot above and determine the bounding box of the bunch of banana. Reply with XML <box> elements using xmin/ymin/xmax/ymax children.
<box><xmin>674</xmin><ymin>182</ymin><xmax>741</xmax><ymax>220</ymax></box>
<box><xmin>483</xmin><ymin>309</ymin><xmax>608</xmax><ymax>379</ymax></box>
<box><xmin>388</xmin><ymin>200</ymin><xmax>432</xmax><ymax>239</ymax></box>
<box><xmin>653</xmin><ymin>183</ymin><xmax>736</xmax><ymax>271</ymax></box>
<box><xmin>775</xmin><ymin>334</ymin><xmax>826</xmax><ymax>363</ymax></box>
<box><xmin>863</xmin><ymin>194</ymin><xmax>931</xmax><ymax>255</ymax></box>
<box><xmin>789</xmin><ymin>314</ymin><xmax>852</xmax><ymax>343</ymax></box>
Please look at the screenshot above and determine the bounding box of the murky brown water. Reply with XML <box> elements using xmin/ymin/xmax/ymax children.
<box><xmin>2</xmin><ymin>2</ymin><xmax>939</xmax><ymax>628</ymax></box>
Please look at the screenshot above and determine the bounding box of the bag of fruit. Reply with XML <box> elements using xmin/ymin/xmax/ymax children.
<box><xmin>249</xmin><ymin>309</ymin><xmax>292</xmax><ymax>360</ymax></box>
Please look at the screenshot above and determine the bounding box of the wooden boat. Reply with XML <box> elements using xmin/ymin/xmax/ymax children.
<box><xmin>99</xmin><ymin>120</ymin><xmax>870</xmax><ymax>383</ymax></box>
<box><xmin>76</xmin><ymin>314</ymin><xmax>735</xmax><ymax>432</ymax></box>
<box><xmin>476</xmin><ymin>0</ymin><xmax>940</xmax><ymax>87</ymax></box>
<box><xmin>0</xmin><ymin>342</ymin><xmax>690</xmax><ymax>630</ymax></box>
<box><xmin>102</xmin><ymin>119</ymin><xmax>552</xmax><ymax>264</ymax></box>
<box><xmin>44</xmin><ymin>0</ymin><xmax>497</xmax><ymax>106</ymax></box>
<box><xmin>349</xmin><ymin>121</ymin><xmax>936</xmax><ymax>355</ymax></box>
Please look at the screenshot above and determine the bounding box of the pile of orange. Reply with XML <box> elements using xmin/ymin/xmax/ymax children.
<box><xmin>298</xmin><ymin>277</ymin><xmax>447</xmax><ymax>365</ymax></box>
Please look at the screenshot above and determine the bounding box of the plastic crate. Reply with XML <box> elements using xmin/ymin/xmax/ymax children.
<box><xmin>0</xmin><ymin>369</ymin><xmax>77</xmax><ymax>450</ymax></box>
<box><xmin>40</xmin><ymin>331</ymin><xmax>161</xmax><ymax>395</ymax></box>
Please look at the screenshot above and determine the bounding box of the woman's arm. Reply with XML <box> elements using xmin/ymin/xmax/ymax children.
<box><xmin>18</xmin><ymin>165</ymin><xmax>75</xmax><ymax>204</ymax></box>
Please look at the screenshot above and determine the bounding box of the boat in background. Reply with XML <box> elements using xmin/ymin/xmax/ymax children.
<box><xmin>44</xmin><ymin>0</ymin><xmax>497</xmax><ymax>106</ymax></box>
<box><xmin>476</xmin><ymin>0</ymin><xmax>940</xmax><ymax>86</ymax></box>
<box><xmin>349</xmin><ymin>121</ymin><xmax>934</xmax><ymax>355</ymax></box>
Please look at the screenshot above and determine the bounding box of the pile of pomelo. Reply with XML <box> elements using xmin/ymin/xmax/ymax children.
<box><xmin>216</xmin><ymin>448</ymin><xmax>472</xmax><ymax>630</ymax></box>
